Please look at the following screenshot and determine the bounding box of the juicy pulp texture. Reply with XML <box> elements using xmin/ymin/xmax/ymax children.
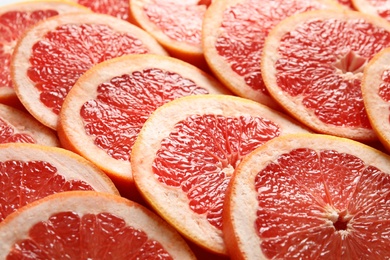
<box><xmin>76</xmin><ymin>0</ymin><xmax>130</xmax><ymax>20</ymax></box>
<box><xmin>153</xmin><ymin>114</ymin><xmax>281</xmax><ymax>229</ymax></box>
<box><xmin>143</xmin><ymin>0</ymin><xmax>208</xmax><ymax>45</ymax></box>
<box><xmin>0</xmin><ymin>160</ymin><xmax>93</xmax><ymax>222</ymax></box>
<box><xmin>27</xmin><ymin>23</ymin><xmax>150</xmax><ymax>114</ymax></box>
<box><xmin>6</xmin><ymin>211</ymin><xmax>173</xmax><ymax>259</ymax></box>
<box><xmin>0</xmin><ymin>9</ymin><xmax>59</xmax><ymax>89</ymax></box>
<box><xmin>215</xmin><ymin>0</ymin><xmax>331</xmax><ymax>94</ymax></box>
<box><xmin>275</xmin><ymin>18</ymin><xmax>390</xmax><ymax>128</ymax></box>
<box><xmin>379</xmin><ymin>69</ymin><xmax>390</xmax><ymax>102</ymax></box>
<box><xmin>80</xmin><ymin>69</ymin><xmax>209</xmax><ymax>161</ymax></box>
<box><xmin>0</xmin><ymin>118</ymin><xmax>35</xmax><ymax>144</ymax></box>
<box><xmin>255</xmin><ymin>148</ymin><xmax>390</xmax><ymax>259</ymax></box>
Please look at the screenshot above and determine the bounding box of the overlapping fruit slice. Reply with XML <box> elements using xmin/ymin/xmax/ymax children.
<box><xmin>131</xmin><ymin>94</ymin><xmax>310</xmax><ymax>255</ymax></box>
<box><xmin>261</xmin><ymin>10</ymin><xmax>390</xmax><ymax>141</ymax></box>
<box><xmin>0</xmin><ymin>143</ymin><xmax>118</xmax><ymax>222</ymax></box>
<box><xmin>0</xmin><ymin>0</ymin><xmax>88</xmax><ymax>108</ymax></box>
<box><xmin>12</xmin><ymin>12</ymin><xmax>168</xmax><ymax>130</ymax></box>
<box><xmin>202</xmin><ymin>0</ymin><xmax>342</xmax><ymax>108</ymax></box>
<box><xmin>70</xmin><ymin>0</ymin><xmax>130</xmax><ymax>20</ymax></box>
<box><xmin>0</xmin><ymin>191</ymin><xmax>196</xmax><ymax>259</ymax></box>
<box><xmin>352</xmin><ymin>0</ymin><xmax>390</xmax><ymax>22</ymax></box>
<box><xmin>224</xmin><ymin>133</ymin><xmax>390</xmax><ymax>259</ymax></box>
<box><xmin>0</xmin><ymin>103</ymin><xmax>59</xmax><ymax>146</ymax></box>
<box><xmin>362</xmin><ymin>47</ymin><xmax>390</xmax><ymax>152</ymax></box>
<box><xmin>130</xmin><ymin>0</ymin><xmax>210</xmax><ymax>70</ymax></box>
<box><xmin>58</xmin><ymin>54</ymin><xmax>230</xmax><ymax>199</ymax></box>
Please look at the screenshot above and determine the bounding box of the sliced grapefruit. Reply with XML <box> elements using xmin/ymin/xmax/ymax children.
<box><xmin>362</xmin><ymin>47</ymin><xmax>390</xmax><ymax>152</ymax></box>
<box><xmin>224</xmin><ymin>133</ymin><xmax>390</xmax><ymax>259</ymax></box>
<box><xmin>0</xmin><ymin>0</ymin><xmax>88</xmax><ymax>109</ymax></box>
<box><xmin>202</xmin><ymin>0</ymin><xmax>342</xmax><ymax>108</ymax></box>
<box><xmin>261</xmin><ymin>10</ymin><xmax>390</xmax><ymax>141</ymax></box>
<box><xmin>0</xmin><ymin>191</ymin><xmax>196</xmax><ymax>259</ymax></box>
<box><xmin>352</xmin><ymin>0</ymin><xmax>390</xmax><ymax>22</ymax></box>
<box><xmin>0</xmin><ymin>143</ymin><xmax>118</xmax><ymax>222</ymax></box>
<box><xmin>131</xmin><ymin>94</ymin><xmax>310</xmax><ymax>255</ymax></box>
<box><xmin>69</xmin><ymin>0</ymin><xmax>130</xmax><ymax>20</ymax></box>
<box><xmin>57</xmin><ymin>54</ymin><xmax>230</xmax><ymax>199</ymax></box>
<box><xmin>0</xmin><ymin>103</ymin><xmax>59</xmax><ymax>146</ymax></box>
<box><xmin>11</xmin><ymin>12</ymin><xmax>168</xmax><ymax>130</ymax></box>
<box><xmin>130</xmin><ymin>0</ymin><xmax>209</xmax><ymax>70</ymax></box>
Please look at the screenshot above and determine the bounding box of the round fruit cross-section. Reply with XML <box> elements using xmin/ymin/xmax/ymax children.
<box><xmin>261</xmin><ymin>10</ymin><xmax>390</xmax><ymax>141</ymax></box>
<box><xmin>0</xmin><ymin>143</ymin><xmax>118</xmax><ymax>222</ymax></box>
<box><xmin>362</xmin><ymin>47</ymin><xmax>390</xmax><ymax>152</ymax></box>
<box><xmin>0</xmin><ymin>191</ymin><xmax>196</xmax><ymax>259</ymax></box>
<box><xmin>202</xmin><ymin>0</ymin><xmax>342</xmax><ymax>108</ymax></box>
<box><xmin>224</xmin><ymin>133</ymin><xmax>390</xmax><ymax>259</ymax></box>
<box><xmin>0</xmin><ymin>0</ymin><xmax>88</xmax><ymax>108</ymax></box>
<box><xmin>0</xmin><ymin>103</ymin><xmax>59</xmax><ymax>146</ymax></box>
<box><xmin>58</xmin><ymin>54</ymin><xmax>230</xmax><ymax>199</ymax></box>
<box><xmin>131</xmin><ymin>94</ymin><xmax>310</xmax><ymax>255</ymax></box>
<box><xmin>12</xmin><ymin>12</ymin><xmax>168</xmax><ymax>130</ymax></box>
<box><xmin>130</xmin><ymin>0</ymin><xmax>210</xmax><ymax>69</ymax></box>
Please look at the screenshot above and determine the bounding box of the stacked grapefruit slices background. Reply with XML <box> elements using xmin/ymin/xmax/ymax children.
<box><xmin>1</xmin><ymin>0</ymin><xmax>390</xmax><ymax>258</ymax></box>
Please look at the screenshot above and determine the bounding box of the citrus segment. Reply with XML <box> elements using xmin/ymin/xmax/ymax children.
<box><xmin>70</xmin><ymin>0</ymin><xmax>130</xmax><ymax>20</ymax></box>
<box><xmin>12</xmin><ymin>12</ymin><xmax>168</xmax><ymax>130</ymax></box>
<box><xmin>352</xmin><ymin>0</ymin><xmax>390</xmax><ymax>21</ymax></box>
<box><xmin>202</xmin><ymin>0</ymin><xmax>341</xmax><ymax>107</ymax></box>
<box><xmin>0</xmin><ymin>191</ymin><xmax>196</xmax><ymax>259</ymax></box>
<box><xmin>131</xmin><ymin>94</ymin><xmax>310</xmax><ymax>254</ymax></box>
<box><xmin>0</xmin><ymin>143</ymin><xmax>118</xmax><ymax>222</ymax></box>
<box><xmin>0</xmin><ymin>0</ymin><xmax>88</xmax><ymax>108</ymax></box>
<box><xmin>261</xmin><ymin>10</ymin><xmax>390</xmax><ymax>141</ymax></box>
<box><xmin>130</xmin><ymin>0</ymin><xmax>209</xmax><ymax>69</ymax></box>
<box><xmin>362</xmin><ymin>48</ymin><xmax>390</xmax><ymax>152</ymax></box>
<box><xmin>0</xmin><ymin>103</ymin><xmax>59</xmax><ymax>146</ymax></box>
<box><xmin>224</xmin><ymin>133</ymin><xmax>390</xmax><ymax>259</ymax></box>
<box><xmin>58</xmin><ymin>54</ymin><xmax>230</xmax><ymax>199</ymax></box>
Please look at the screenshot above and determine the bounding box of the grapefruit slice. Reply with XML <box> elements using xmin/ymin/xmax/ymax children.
<box><xmin>362</xmin><ymin>47</ymin><xmax>390</xmax><ymax>152</ymax></box>
<box><xmin>57</xmin><ymin>54</ymin><xmax>230</xmax><ymax>199</ymax></box>
<box><xmin>131</xmin><ymin>94</ymin><xmax>310</xmax><ymax>255</ymax></box>
<box><xmin>0</xmin><ymin>143</ymin><xmax>118</xmax><ymax>222</ymax></box>
<box><xmin>130</xmin><ymin>0</ymin><xmax>209</xmax><ymax>70</ymax></box>
<box><xmin>0</xmin><ymin>103</ymin><xmax>59</xmax><ymax>146</ymax></box>
<box><xmin>0</xmin><ymin>0</ymin><xmax>88</xmax><ymax>109</ymax></box>
<box><xmin>69</xmin><ymin>0</ymin><xmax>130</xmax><ymax>20</ymax></box>
<box><xmin>224</xmin><ymin>133</ymin><xmax>390</xmax><ymax>259</ymax></box>
<box><xmin>352</xmin><ymin>0</ymin><xmax>390</xmax><ymax>22</ymax></box>
<box><xmin>202</xmin><ymin>0</ymin><xmax>342</xmax><ymax>108</ymax></box>
<box><xmin>11</xmin><ymin>12</ymin><xmax>168</xmax><ymax>130</ymax></box>
<box><xmin>0</xmin><ymin>191</ymin><xmax>197</xmax><ymax>259</ymax></box>
<box><xmin>261</xmin><ymin>10</ymin><xmax>390</xmax><ymax>141</ymax></box>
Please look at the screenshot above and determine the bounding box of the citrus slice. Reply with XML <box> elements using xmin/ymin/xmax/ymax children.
<box><xmin>261</xmin><ymin>10</ymin><xmax>390</xmax><ymax>141</ymax></box>
<box><xmin>69</xmin><ymin>0</ymin><xmax>130</xmax><ymax>20</ymax></box>
<box><xmin>0</xmin><ymin>0</ymin><xmax>88</xmax><ymax>109</ymax></box>
<box><xmin>0</xmin><ymin>191</ymin><xmax>197</xmax><ymax>259</ymax></box>
<box><xmin>224</xmin><ymin>133</ymin><xmax>390</xmax><ymax>259</ymax></box>
<box><xmin>57</xmin><ymin>54</ymin><xmax>230</xmax><ymax>199</ymax></box>
<box><xmin>130</xmin><ymin>0</ymin><xmax>209</xmax><ymax>70</ymax></box>
<box><xmin>352</xmin><ymin>0</ymin><xmax>390</xmax><ymax>22</ymax></box>
<box><xmin>12</xmin><ymin>12</ymin><xmax>168</xmax><ymax>130</ymax></box>
<box><xmin>362</xmin><ymin>47</ymin><xmax>390</xmax><ymax>152</ymax></box>
<box><xmin>202</xmin><ymin>0</ymin><xmax>342</xmax><ymax>108</ymax></box>
<box><xmin>0</xmin><ymin>103</ymin><xmax>59</xmax><ymax>146</ymax></box>
<box><xmin>0</xmin><ymin>143</ymin><xmax>118</xmax><ymax>222</ymax></box>
<box><xmin>131</xmin><ymin>94</ymin><xmax>310</xmax><ymax>255</ymax></box>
